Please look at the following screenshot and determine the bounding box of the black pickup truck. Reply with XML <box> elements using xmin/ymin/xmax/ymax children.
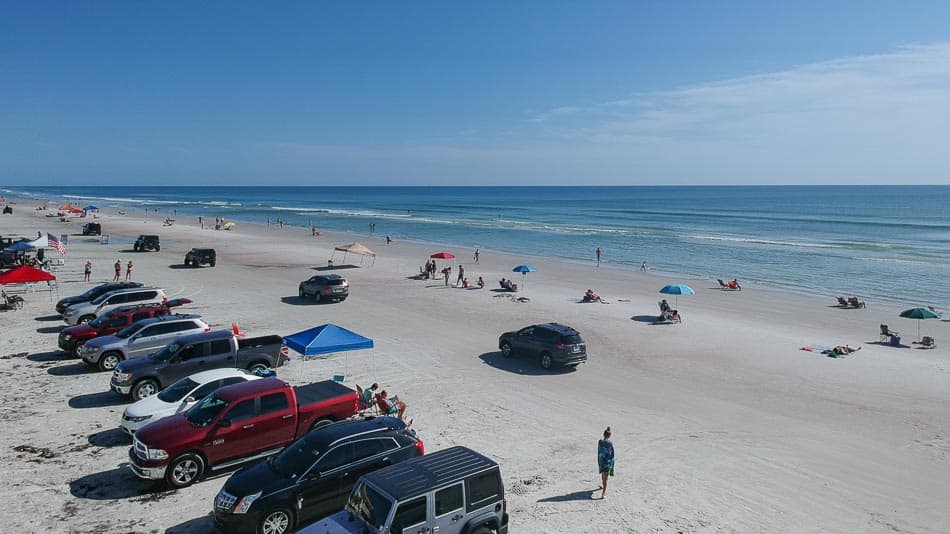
<box><xmin>110</xmin><ymin>330</ymin><xmax>287</xmax><ymax>400</ymax></box>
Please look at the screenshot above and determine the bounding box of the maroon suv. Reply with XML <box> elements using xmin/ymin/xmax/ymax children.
<box><xmin>57</xmin><ymin>298</ymin><xmax>191</xmax><ymax>357</ymax></box>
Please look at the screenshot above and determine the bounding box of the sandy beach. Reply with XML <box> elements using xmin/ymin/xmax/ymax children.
<box><xmin>1</xmin><ymin>203</ymin><xmax>949</xmax><ymax>533</ymax></box>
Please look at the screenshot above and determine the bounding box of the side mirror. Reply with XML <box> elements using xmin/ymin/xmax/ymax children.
<box><xmin>217</xmin><ymin>418</ymin><xmax>231</xmax><ymax>427</ymax></box>
<box><xmin>184</xmin><ymin>396</ymin><xmax>196</xmax><ymax>403</ymax></box>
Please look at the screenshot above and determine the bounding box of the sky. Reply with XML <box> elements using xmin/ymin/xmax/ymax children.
<box><xmin>2</xmin><ymin>1</ymin><xmax>950</xmax><ymax>186</ymax></box>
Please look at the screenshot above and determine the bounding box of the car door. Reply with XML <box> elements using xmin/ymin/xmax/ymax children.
<box><xmin>512</xmin><ymin>327</ymin><xmax>534</xmax><ymax>355</ymax></box>
<box><xmin>337</xmin><ymin>438</ymin><xmax>400</xmax><ymax>502</ymax></box>
<box><xmin>389</xmin><ymin>495</ymin><xmax>429</xmax><ymax>534</ymax></box>
<box><xmin>163</xmin><ymin>342</ymin><xmax>208</xmax><ymax>385</ymax></box>
<box><xmin>205</xmin><ymin>397</ymin><xmax>258</xmax><ymax>464</ymax></box>
<box><xmin>253</xmin><ymin>391</ymin><xmax>297</xmax><ymax>450</ymax></box>
<box><xmin>205</xmin><ymin>338</ymin><xmax>236</xmax><ymax>367</ymax></box>
<box><xmin>431</xmin><ymin>483</ymin><xmax>465</xmax><ymax>534</ymax></box>
<box><xmin>127</xmin><ymin>323</ymin><xmax>170</xmax><ymax>359</ymax></box>
<box><xmin>303</xmin><ymin>276</ymin><xmax>319</xmax><ymax>296</ymax></box>
<box><xmin>298</xmin><ymin>443</ymin><xmax>356</xmax><ymax>523</ymax></box>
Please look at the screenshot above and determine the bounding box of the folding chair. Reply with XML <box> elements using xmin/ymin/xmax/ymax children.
<box><xmin>880</xmin><ymin>324</ymin><xmax>899</xmax><ymax>343</ymax></box>
<box><xmin>355</xmin><ymin>385</ymin><xmax>380</xmax><ymax>416</ymax></box>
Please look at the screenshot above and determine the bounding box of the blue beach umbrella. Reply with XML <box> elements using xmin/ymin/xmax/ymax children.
<box><xmin>512</xmin><ymin>264</ymin><xmax>536</xmax><ymax>289</ymax></box>
<box><xmin>659</xmin><ymin>284</ymin><xmax>695</xmax><ymax>308</ymax></box>
<box><xmin>83</xmin><ymin>205</ymin><xmax>98</xmax><ymax>211</ymax></box>
<box><xmin>899</xmin><ymin>307</ymin><xmax>939</xmax><ymax>341</ymax></box>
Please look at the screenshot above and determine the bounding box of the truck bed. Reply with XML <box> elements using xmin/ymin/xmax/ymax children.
<box><xmin>237</xmin><ymin>335</ymin><xmax>284</xmax><ymax>350</ymax></box>
<box><xmin>294</xmin><ymin>380</ymin><xmax>356</xmax><ymax>407</ymax></box>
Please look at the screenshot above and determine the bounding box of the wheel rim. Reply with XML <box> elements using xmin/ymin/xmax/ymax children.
<box><xmin>135</xmin><ymin>382</ymin><xmax>157</xmax><ymax>399</ymax></box>
<box><xmin>541</xmin><ymin>354</ymin><xmax>552</xmax><ymax>369</ymax></box>
<box><xmin>501</xmin><ymin>343</ymin><xmax>511</xmax><ymax>357</ymax></box>
<box><xmin>298</xmin><ymin>288</ymin><xmax>305</xmax><ymax>298</ymax></box>
<box><xmin>72</xmin><ymin>345</ymin><xmax>83</xmax><ymax>358</ymax></box>
<box><xmin>172</xmin><ymin>458</ymin><xmax>200</xmax><ymax>485</ymax></box>
<box><xmin>101</xmin><ymin>354</ymin><xmax>120</xmax><ymax>371</ymax></box>
<box><xmin>250</xmin><ymin>364</ymin><xmax>266</xmax><ymax>373</ymax></box>
<box><xmin>262</xmin><ymin>510</ymin><xmax>290</xmax><ymax>534</ymax></box>
<box><xmin>80</xmin><ymin>316</ymin><xmax>93</xmax><ymax>324</ymax></box>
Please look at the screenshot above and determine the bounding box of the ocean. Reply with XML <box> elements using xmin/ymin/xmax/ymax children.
<box><xmin>2</xmin><ymin>185</ymin><xmax>948</xmax><ymax>307</ymax></box>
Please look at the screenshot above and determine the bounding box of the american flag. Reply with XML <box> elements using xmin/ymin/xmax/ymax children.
<box><xmin>48</xmin><ymin>233</ymin><xmax>67</xmax><ymax>255</ymax></box>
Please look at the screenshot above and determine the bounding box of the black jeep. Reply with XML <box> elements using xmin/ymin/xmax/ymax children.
<box><xmin>184</xmin><ymin>248</ymin><xmax>216</xmax><ymax>267</ymax></box>
<box><xmin>133</xmin><ymin>235</ymin><xmax>160</xmax><ymax>252</ymax></box>
<box><xmin>82</xmin><ymin>222</ymin><xmax>102</xmax><ymax>236</ymax></box>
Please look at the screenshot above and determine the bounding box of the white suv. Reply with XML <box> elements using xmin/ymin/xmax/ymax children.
<box><xmin>63</xmin><ymin>287</ymin><xmax>166</xmax><ymax>325</ymax></box>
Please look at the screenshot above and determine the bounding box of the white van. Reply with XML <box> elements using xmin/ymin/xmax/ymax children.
<box><xmin>63</xmin><ymin>287</ymin><xmax>166</xmax><ymax>325</ymax></box>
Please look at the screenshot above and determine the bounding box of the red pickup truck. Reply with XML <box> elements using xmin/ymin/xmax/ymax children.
<box><xmin>58</xmin><ymin>299</ymin><xmax>191</xmax><ymax>357</ymax></box>
<box><xmin>128</xmin><ymin>377</ymin><xmax>358</xmax><ymax>488</ymax></box>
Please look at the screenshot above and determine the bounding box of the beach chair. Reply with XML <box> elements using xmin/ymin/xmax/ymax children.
<box><xmin>847</xmin><ymin>296</ymin><xmax>866</xmax><ymax>309</ymax></box>
<box><xmin>920</xmin><ymin>336</ymin><xmax>936</xmax><ymax>349</ymax></box>
<box><xmin>356</xmin><ymin>385</ymin><xmax>380</xmax><ymax>416</ymax></box>
<box><xmin>2</xmin><ymin>290</ymin><xmax>24</xmax><ymax>310</ymax></box>
<box><xmin>836</xmin><ymin>296</ymin><xmax>850</xmax><ymax>307</ymax></box>
<box><xmin>880</xmin><ymin>324</ymin><xmax>899</xmax><ymax>343</ymax></box>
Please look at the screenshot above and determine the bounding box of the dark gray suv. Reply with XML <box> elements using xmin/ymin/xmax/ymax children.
<box><xmin>498</xmin><ymin>323</ymin><xmax>587</xmax><ymax>370</ymax></box>
<box><xmin>299</xmin><ymin>274</ymin><xmax>349</xmax><ymax>303</ymax></box>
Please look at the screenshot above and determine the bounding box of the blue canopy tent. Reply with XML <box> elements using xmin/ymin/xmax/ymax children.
<box><xmin>3</xmin><ymin>241</ymin><xmax>36</xmax><ymax>252</ymax></box>
<box><xmin>283</xmin><ymin>324</ymin><xmax>375</xmax><ymax>382</ymax></box>
<box><xmin>83</xmin><ymin>205</ymin><xmax>98</xmax><ymax>211</ymax></box>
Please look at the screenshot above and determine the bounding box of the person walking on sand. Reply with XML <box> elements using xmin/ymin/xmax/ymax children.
<box><xmin>125</xmin><ymin>260</ymin><xmax>133</xmax><ymax>281</ymax></box>
<box><xmin>456</xmin><ymin>265</ymin><xmax>465</xmax><ymax>286</ymax></box>
<box><xmin>473</xmin><ymin>248</ymin><xmax>480</xmax><ymax>264</ymax></box>
<box><xmin>113</xmin><ymin>260</ymin><xmax>121</xmax><ymax>282</ymax></box>
<box><xmin>640</xmin><ymin>261</ymin><xmax>647</xmax><ymax>271</ymax></box>
<box><xmin>598</xmin><ymin>427</ymin><xmax>615</xmax><ymax>499</ymax></box>
<box><xmin>84</xmin><ymin>260</ymin><xmax>92</xmax><ymax>282</ymax></box>
<box><xmin>596</xmin><ymin>247</ymin><xmax>602</xmax><ymax>267</ymax></box>
<box><xmin>386</xmin><ymin>235</ymin><xmax>392</xmax><ymax>245</ymax></box>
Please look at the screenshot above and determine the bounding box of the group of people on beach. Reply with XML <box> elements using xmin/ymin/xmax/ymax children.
<box><xmin>658</xmin><ymin>299</ymin><xmax>682</xmax><ymax>323</ymax></box>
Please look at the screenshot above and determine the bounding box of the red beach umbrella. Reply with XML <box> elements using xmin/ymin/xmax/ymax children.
<box><xmin>430</xmin><ymin>252</ymin><xmax>455</xmax><ymax>259</ymax></box>
<box><xmin>0</xmin><ymin>265</ymin><xmax>56</xmax><ymax>284</ymax></box>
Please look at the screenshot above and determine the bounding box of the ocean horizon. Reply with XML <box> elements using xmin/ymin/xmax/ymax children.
<box><xmin>3</xmin><ymin>185</ymin><xmax>948</xmax><ymax>308</ymax></box>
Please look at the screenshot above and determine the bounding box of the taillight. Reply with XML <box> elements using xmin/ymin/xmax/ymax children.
<box><xmin>324</xmin><ymin>285</ymin><xmax>332</xmax><ymax>291</ymax></box>
<box><xmin>204</xmin><ymin>326</ymin><xmax>211</xmax><ymax>332</ymax></box>
<box><xmin>414</xmin><ymin>440</ymin><xmax>425</xmax><ymax>456</ymax></box>
<box><xmin>555</xmin><ymin>343</ymin><xmax>565</xmax><ymax>350</ymax></box>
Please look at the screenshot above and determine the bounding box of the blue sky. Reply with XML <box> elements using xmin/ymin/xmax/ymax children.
<box><xmin>2</xmin><ymin>1</ymin><xmax>950</xmax><ymax>185</ymax></box>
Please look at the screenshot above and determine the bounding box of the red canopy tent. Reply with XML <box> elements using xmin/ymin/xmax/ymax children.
<box><xmin>0</xmin><ymin>265</ymin><xmax>56</xmax><ymax>284</ymax></box>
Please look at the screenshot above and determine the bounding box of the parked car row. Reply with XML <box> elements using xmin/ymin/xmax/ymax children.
<box><xmin>48</xmin><ymin>277</ymin><xmax>510</xmax><ymax>534</ymax></box>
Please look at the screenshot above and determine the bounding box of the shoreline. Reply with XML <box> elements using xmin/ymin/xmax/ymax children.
<box><xmin>1</xmin><ymin>195</ymin><xmax>949</xmax><ymax>532</ymax></box>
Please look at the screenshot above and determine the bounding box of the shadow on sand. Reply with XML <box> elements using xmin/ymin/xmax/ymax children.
<box><xmin>280</xmin><ymin>295</ymin><xmax>329</xmax><ymax>306</ymax></box>
<box><xmin>313</xmin><ymin>264</ymin><xmax>361</xmax><ymax>271</ymax></box>
<box><xmin>69</xmin><ymin>391</ymin><xmax>127</xmax><ymax>409</ymax></box>
<box><xmin>69</xmin><ymin>466</ymin><xmax>163</xmax><ymax>500</ymax></box>
<box><xmin>88</xmin><ymin>428</ymin><xmax>132</xmax><ymax>448</ymax></box>
<box><xmin>166</xmin><ymin>516</ymin><xmax>216</xmax><ymax>533</ymax></box>
<box><xmin>34</xmin><ymin>314</ymin><xmax>63</xmax><ymax>322</ymax></box>
<box><xmin>478</xmin><ymin>351</ymin><xmax>572</xmax><ymax>376</ymax></box>
<box><xmin>48</xmin><ymin>362</ymin><xmax>98</xmax><ymax>376</ymax></box>
<box><xmin>27</xmin><ymin>350</ymin><xmax>70</xmax><ymax>363</ymax></box>
<box><xmin>537</xmin><ymin>488</ymin><xmax>601</xmax><ymax>503</ymax></box>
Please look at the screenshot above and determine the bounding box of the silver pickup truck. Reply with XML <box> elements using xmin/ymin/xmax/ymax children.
<box><xmin>80</xmin><ymin>314</ymin><xmax>209</xmax><ymax>372</ymax></box>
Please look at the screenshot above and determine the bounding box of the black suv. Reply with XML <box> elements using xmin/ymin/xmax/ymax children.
<box><xmin>298</xmin><ymin>274</ymin><xmax>349</xmax><ymax>303</ymax></box>
<box><xmin>498</xmin><ymin>323</ymin><xmax>587</xmax><ymax>370</ymax></box>
<box><xmin>184</xmin><ymin>248</ymin><xmax>216</xmax><ymax>267</ymax></box>
<box><xmin>133</xmin><ymin>235</ymin><xmax>160</xmax><ymax>252</ymax></box>
<box><xmin>213</xmin><ymin>417</ymin><xmax>423</xmax><ymax>534</ymax></box>
<box><xmin>82</xmin><ymin>222</ymin><xmax>101</xmax><ymax>235</ymax></box>
<box><xmin>55</xmin><ymin>282</ymin><xmax>144</xmax><ymax>315</ymax></box>
<box><xmin>313</xmin><ymin>446</ymin><xmax>508</xmax><ymax>534</ymax></box>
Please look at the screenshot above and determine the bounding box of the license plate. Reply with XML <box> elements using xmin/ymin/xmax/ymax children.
<box><xmin>333</xmin><ymin>288</ymin><xmax>344</xmax><ymax>293</ymax></box>
<box><xmin>571</xmin><ymin>346</ymin><xmax>581</xmax><ymax>353</ymax></box>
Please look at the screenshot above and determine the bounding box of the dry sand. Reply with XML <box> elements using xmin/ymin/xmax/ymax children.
<box><xmin>1</xmin><ymin>203</ymin><xmax>948</xmax><ymax>533</ymax></box>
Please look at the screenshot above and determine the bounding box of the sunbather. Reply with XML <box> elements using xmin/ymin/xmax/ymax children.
<box><xmin>728</xmin><ymin>279</ymin><xmax>741</xmax><ymax>290</ymax></box>
<box><xmin>832</xmin><ymin>345</ymin><xmax>860</xmax><ymax>355</ymax></box>
<box><xmin>477</xmin><ymin>276</ymin><xmax>485</xmax><ymax>289</ymax></box>
<box><xmin>376</xmin><ymin>390</ymin><xmax>407</xmax><ymax>421</ymax></box>
<box><xmin>670</xmin><ymin>309</ymin><xmax>682</xmax><ymax>323</ymax></box>
<box><xmin>582</xmin><ymin>289</ymin><xmax>603</xmax><ymax>303</ymax></box>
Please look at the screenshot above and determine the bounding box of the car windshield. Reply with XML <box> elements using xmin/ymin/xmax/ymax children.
<box><xmin>185</xmin><ymin>393</ymin><xmax>228</xmax><ymax>426</ymax></box>
<box><xmin>90</xmin><ymin>292</ymin><xmax>114</xmax><ymax>305</ymax></box>
<box><xmin>346</xmin><ymin>481</ymin><xmax>392</xmax><ymax>528</ymax></box>
<box><xmin>149</xmin><ymin>342</ymin><xmax>179</xmax><ymax>362</ymax></box>
<box><xmin>268</xmin><ymin>434</ymin><xmax>321</xmax><ymax>479</ymax></box>
<box><xmin>157</xmin><ymin>377</ymin><xmax>199</xmax><ymax>403</ymax></box>
<box><xmin>88</xmin><ymin>314</ymin><xmax>111</xmax><ymax>327</ymax></box>
<box><xmin>79</xmin><ymin>286</ymin><xmax>104</xmax><ymax>300</ymax></box>
<box><xmin>561</xmin><ymin>334</ymin><xmax>583</xmax><ymax>344</ymax></box>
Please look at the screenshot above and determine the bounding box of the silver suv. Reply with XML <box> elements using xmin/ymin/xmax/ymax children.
<box><xmin>80</xmin><ymin>314</ymin><xmax>209</xmax><ymax>372</ymax></box>
<box><xmin>298</xmin><ymin>274</ymin><xmax>349</xmax><ymax>303</ymax></box>
<box><xmin>302</xmin><ymin>446</ymin><xmax>508</xmax><ymax>534</ymax></box>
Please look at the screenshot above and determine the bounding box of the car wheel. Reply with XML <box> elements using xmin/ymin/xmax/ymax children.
<box><xmin>155</xmin><ymin>245</ymin><xmax>160</xmax><ymax>251</ymax></box>
<box><xmin>132</xmin><ymin>379</ymin><xmax>160</xmax><ymax>400</ymax></box>
<box><xmin>133</xmin><ymin>245</ymin><xmax>139</xmax><ymax>252</ymax></box>
<box><xmin>539</xmin><ymin>352</ymin><xmax>553</xmax><ymax>370</ymax></box>
<box><xmin>99</xmin><ymin>352</ymin><xmax>123</xmax><ymax>372</ymax></box>
<box><xmin>470</xmin><ymin>527</ymin><xmax>493</xmax><ymax>534</ymax></box>
<box><xmin>79</xmin><ymin>315</ymin><xmax>95</xmax><ymax>324</ymax></box>
<box><xmin>500</xmin><ymin>342</ymin><xmax>513</xmax><ymax>358</ymax></box>
<box><xmin>247</xmin><ymin>362</ymin><xmax>269</xmax><ymax>374</ymax></box>
<box><xmin>298</xmin><ymin>287</ymin><xmax>306</xmax><ymax>299</ymax></box>
<box><xmin>258</xmin><ymin>507</ymin><xmax>294</xmax><ymax>534</ymax></box>
<box><xmin>313</xmin><ymin>292</ymin><xmax>322</xmax><ymax>303</ymax></box>
<box><xmin>209</xmin><ymin>261</ymin><xmax>215</xmax><ymax>267</ymax></box>
<box><xmin>165</xmin><ymin>453</ymin><xmax>204</xmax><ymax>488</ymax></box>
<box><xmin>72</xmin><ymin>343</ymin><xmax>84</xmax><ymax>358</ymax></box>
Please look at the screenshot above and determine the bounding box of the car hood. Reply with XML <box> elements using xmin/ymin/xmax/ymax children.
<box><xmin>124</xmin><ymin>393</ymin><xmax>179</xmax><ymax>420</ymax></box>
<box><xmin>223</xmin><ymin>458</ymin><xmax>293</xmax><ymax>499</ymax></box>
<box><xmin>57</xmin><ymin>296</ymin><xmax>84</xmax><ymax>309</ymax></box>
<box><xmin>115</xmin><ymin>355</ymin><xmax>163</xmax><ymax>375</ymax></box>
<box><xmin>64</xmin><ymin>302</ymin><xmax>94</xmax><ymax>316</ymax></box>
<box><xmin>85</xmin><ymin>334</ymin><xmax>123</xmax><ymax>350</ymax></box>
<box><xmin>136</xmin><ymin>414</ymin><xmax>201</xmax><ymax>447</ymax></box>
<box><xmin>62</xmin><ymin>323</ymin><xmax>96</xmax><ymax>337</ymax></box>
